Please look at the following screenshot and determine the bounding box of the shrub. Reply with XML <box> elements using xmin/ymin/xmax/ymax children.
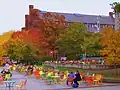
<box><xmin>41</xmin><ymin>56</ymin><xmax>53</xmax><ymax>62</ymax></box>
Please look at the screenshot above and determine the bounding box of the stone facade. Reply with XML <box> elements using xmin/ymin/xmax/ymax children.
<box><xmin>115</xmin><ymin>13</ymin><xmax>120</xmax><ymax>30</ymax></box>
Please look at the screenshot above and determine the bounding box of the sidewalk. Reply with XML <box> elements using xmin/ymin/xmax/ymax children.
<box><xmin>10</xmin><ymin>71</ymin><xmax>70</xmax><ymax>90</ymax></box>
<box><xmin>0</xmin><ymin>71</ymin><xmax>120</xmax><ymax>90</ymax></box>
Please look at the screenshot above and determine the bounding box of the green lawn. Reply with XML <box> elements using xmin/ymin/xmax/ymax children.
<box><xmin>42</xmin><ymin>65</ymin><xmax>120</xmax><ymax>79</ymax></box>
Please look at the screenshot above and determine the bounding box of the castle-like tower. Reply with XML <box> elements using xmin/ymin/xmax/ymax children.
<box><xmin>115</xmin><ymin>13</ymin><xmax>120</xmax><ymax>30</ymax></box>
<box><xmin>110</xmin><ymin>2</ymin><xmax>120</xmax><ymax>30</ymax></box>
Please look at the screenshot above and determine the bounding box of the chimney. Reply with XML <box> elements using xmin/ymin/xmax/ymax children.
<box><xmin>29</xmin><ymin>5</ymin><xmax>34</xmax><ymax>15</ymax></box>
<box><xmin>25</xmin><ymin>15</ymin><xmax>29</xmax><ymax>30</ymax></box>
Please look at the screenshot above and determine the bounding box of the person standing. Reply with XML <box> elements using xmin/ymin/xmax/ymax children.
<box><xmin>73</xmin><ymin>71</ymin><xmax>81</xmax><ymax>86</ymax></box>
<box><xmin>4</xmin><ymin>62</ymin><xmax>10</xmax><ymax>70</ymax></box>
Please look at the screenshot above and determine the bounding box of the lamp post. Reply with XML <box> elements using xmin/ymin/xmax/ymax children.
<box><xmin>94</xmin><ymin>16</ymin><xmax>100</xmax><ymax>33</ymax></box>
<box><xmin>50</xmin><ymin>50</ymin><xmax>57</xmax><ymax>61</ymax></box>
<box><xmin>50</xmin><ymin>51</ymin><xmax>54</xmax><ymax>60</ymax></box>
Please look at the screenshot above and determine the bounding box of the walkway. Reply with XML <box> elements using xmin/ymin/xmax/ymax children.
<box><xmin>0</xmin><ymin>71</ymin><xmax>120</xmax><ymax>90</ymax></box>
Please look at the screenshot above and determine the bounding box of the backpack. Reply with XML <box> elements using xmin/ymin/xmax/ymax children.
<box><xmin>72</xmin><ymin>84</ymin><xmax>78</xmax><ymax>88</ymax></box>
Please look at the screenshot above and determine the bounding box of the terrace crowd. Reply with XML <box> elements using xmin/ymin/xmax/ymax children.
<box><xmin>0</xmin><ymin>62</ymin><xmax>104</xmax><ymax>89</ymax></box>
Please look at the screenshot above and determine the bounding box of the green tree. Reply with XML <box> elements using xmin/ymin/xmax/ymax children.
<box><xmin>82</xmin><ymin>32</ymin><xmax>101</xmax><ymax>54</ymax></box>
<box><xmin>110</xmin><ymin>2</ymin><xmax>120</xmax><ymax>13</ymax></box>
<box><xmin>5</xmin><ymin>38</ymin><xmax>38</xmax><ymax>63</ymax></box>
<box><xmin>56</xmin><ymin>23</ymin><xmax>100</xmax><ymax>59</ymax></box>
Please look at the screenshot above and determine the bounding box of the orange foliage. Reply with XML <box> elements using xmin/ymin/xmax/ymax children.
<box><xmin>12</xmin><ymin>29</ymin><xmax>41</xmax><ymax>48</ymax></box>
<box><xmin>40</xmin><ymin>13</ymin><xmax>66</xmax><ymax>53</ymax></box>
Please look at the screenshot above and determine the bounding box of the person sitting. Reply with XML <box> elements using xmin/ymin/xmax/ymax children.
<box><xmin>73</xmin><ymin>71</ymin><xmax>81</xmax><ymax>86</ymax></box>
<box><xmin>4</xmin><ymin>62</ymin><xmax>10</xmax><ymax>70</ymax></box>
<box><xmin>66</xmin><ymin>72</ymin><xmax>75</xmax><ymax>86</ymax></box>
<box><xmin>25</xmin><ymin>65</ymin><xmax>33</xmax><ymax>76</ymax></box>
<box><xmin>1</xmin><ymin>69</ymin><xmax>6</xmax><ymax>76</ymax></box>
<box><xmin>27</xmin><ymin>65</ymin><xmax>33</xmax><ymax>75</ymax></box>
<box><xmin>5</xmin><ymin>69</ymin><xmax>12</xmax><ymax>80</ymax></box>
<box><xmin>5</xmin><ymin>69</ymin><xmax>12</xmax><ymax>76</ymax></box>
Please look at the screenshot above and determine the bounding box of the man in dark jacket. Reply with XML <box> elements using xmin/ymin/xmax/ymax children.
<box><xmin>73</xmin><ymin>71</ymin><xmax>81</xmax><ymax>85</ymax></box>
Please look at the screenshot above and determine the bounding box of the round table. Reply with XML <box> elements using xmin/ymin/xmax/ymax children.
<box><xmin>4</xmin><ymin>80</ymin><xmax>16</xmax><ymax>90</ymax></box>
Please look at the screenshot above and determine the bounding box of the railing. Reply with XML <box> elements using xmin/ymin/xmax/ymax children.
<box><xmin>43</xmin><ymin>63</ymin><xmax>120</xmax><ymax>70</ymax></box>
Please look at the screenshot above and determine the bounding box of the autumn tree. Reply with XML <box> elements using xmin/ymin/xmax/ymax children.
<box><xmin>32</xmin><ymin>12</ymin><xmax>67</xmax><ymax>57</ymax></box>
<box><xmin>4</xmin><ymin>29</ymin><xmax>42</xmax><ymax>63</ymax></box>
<box><xmin>0</xmin><ymin>31</ymin><xmax>13</xmax><ymax>65</ymax></box>
<box><xmin>100</xmin><ymin>27</ymin><xmax>120</xmax><ymax>64</ymax></box>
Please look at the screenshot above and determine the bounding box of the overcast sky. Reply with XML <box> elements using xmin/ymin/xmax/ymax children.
<box><xmin>0</xmin><ymin>0</ymin><xmax>119</xmax><ymax>34</ymax></box>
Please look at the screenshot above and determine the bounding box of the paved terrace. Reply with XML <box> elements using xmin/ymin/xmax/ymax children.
<box><xmin>0</xmin><ymin>71</ymin><xmax>120</xmax><ymax>90</ymax></box>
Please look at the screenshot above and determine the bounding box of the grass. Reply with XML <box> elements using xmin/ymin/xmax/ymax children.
<box><xmin>39</xmin><ymin>65</ymin><xmax>120</xmax><ymax>79</ymax></box>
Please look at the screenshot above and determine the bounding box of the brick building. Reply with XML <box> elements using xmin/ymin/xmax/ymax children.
<box><xmin>23</xmin><ymin>5</ymin><xmax>115</xmax><ymax>32</ymax></box>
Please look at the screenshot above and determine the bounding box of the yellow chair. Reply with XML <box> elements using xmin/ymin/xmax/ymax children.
<box><xmin>16</xmin><ymin>80</ymin><xmax>27</xmax><ymax>90</ymax></box>
<box><xmin>16</xmin><ymin>81</ymin><xmax>23</xmax><ymax>90</ymax></box>
<box><xmin>93</xmin><ymin>74</ymin><xmax>103</xmax><ymax>85</ymax></box>
<box><xmin>60</xmin><ymin>75</ymin><xmax>67</xmax><ymax>84</ymax></box>
<box><xmin>5</xmin><ymin>74</ymin><xmax>11</xmax><ymax>80</ymax></box>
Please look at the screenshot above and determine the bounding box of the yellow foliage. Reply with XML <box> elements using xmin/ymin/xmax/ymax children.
<box><xmin>0</xmin><ymin>31</ymin><xmax>13</xmax><ymax>46</ymax></box>
<box><xmin>0</xmin><ymin>31</ymin><xmax>13</xmax><ymax>57</ymax></box>
<box><xmin>100</xmin><ymin>27</ymin><xmax>120</xmax><ymax>64</ymax></box>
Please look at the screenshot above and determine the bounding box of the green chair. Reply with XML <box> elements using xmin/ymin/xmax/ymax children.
<box><xmin>47</xmin><ymin>76</ymin><xmax>54</xmax><ymax>85</ymax></box>
<box><xmin>42</xmin><ymin>73</ymin><xmax>46</xmax><ymax>80</ymax></box>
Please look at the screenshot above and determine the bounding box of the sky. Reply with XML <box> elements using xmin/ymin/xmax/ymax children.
<box><xmin>0</xmin><ymin>0</ymin><xmax>119</xmax><ymax>34</ymax></box>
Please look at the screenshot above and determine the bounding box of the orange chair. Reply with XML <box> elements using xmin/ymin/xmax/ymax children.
<box><xmin>60</xmin><ymin>72</ymin><xmax>65</xmax><ymax>79</ymax></box>
<box><xmin>34</xmin><ymin>70</ymin><xmax>40</xmax><ymax>80</ymax></box>
<box><xmin>85</xmin><ymin>76</ymin><xmax>93</xmax><ymax>85</ymax></box>
<box><xmin>67</xmin><ymin>77</ymin><xmax>73</xmax><ymax>86</ymax></box>
<box><xmin>60</xmin><ymin>74</ymin><xmax>67</xmax><ymax>84</ymax></box>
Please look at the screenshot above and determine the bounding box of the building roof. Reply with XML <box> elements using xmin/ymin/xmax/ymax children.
<box><xmin>39</xmin><ymin>10</ymin><xmax>114</xmax><ymax>25</ymax></box>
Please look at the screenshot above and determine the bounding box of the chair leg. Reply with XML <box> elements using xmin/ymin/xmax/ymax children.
<box><xmin>68</xmin><ymin>82</ymin><xmax>72</xmax><ymax>86</ymax></box>
<box><xmin>23</xmin><ymin>85</ymin><xmax>26</xmax><ymax>90</ymax></box>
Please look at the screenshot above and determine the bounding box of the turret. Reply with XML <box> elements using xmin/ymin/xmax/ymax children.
<box><xmin>29</xmin><ymin>5</ymin><xmax>34</xmax><ymax>15</ymax></box>
<box><xmin>25</xmin><ymin>14</ymin><xmax>29</xmax><ymax>29</ymax></box>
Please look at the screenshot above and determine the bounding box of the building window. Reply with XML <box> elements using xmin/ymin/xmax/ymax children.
<box><xmin>112</xmin><ymin>25</ymin><xmax>115</xmax><ymax>29</ymax></box>
<box><xmin>84</xmin><ymin>23</ymin><xmax>88</xmax><ymax>27</ymax></box>
<box><xmin>87</xmin><ymin>24</ymin><xmax>90</xmax><ymax>28</ymax></box>
<box><xmin>90</xmin><ymin>24</ymin><xmax>93</xmax><ymax>27</ymax></box>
